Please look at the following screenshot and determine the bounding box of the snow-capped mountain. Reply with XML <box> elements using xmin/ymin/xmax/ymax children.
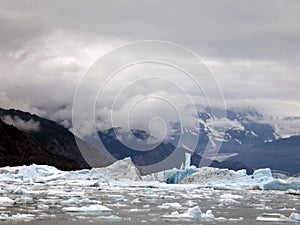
<box><xmin>1</xmin><ymin>107</ymin><xmax>299</xmax><ymax>175</ymax></box>
<box><xmin>97</xmin><ymin>108</ymin><xmax>299</xmax><ymax>174</ymax></box>
<box><xmin>169</xmin><ymin>108</ymin><xmax>277</xmax><ymax>155</ymax></box>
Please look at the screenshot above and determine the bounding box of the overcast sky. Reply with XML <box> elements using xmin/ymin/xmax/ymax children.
<box><xmin>1</xmin><ymin>0</ymin><xmax>300</xmax><ymax>132</ymax></box>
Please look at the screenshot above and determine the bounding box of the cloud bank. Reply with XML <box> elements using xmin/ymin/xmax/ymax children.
<box><xmin>0</xmin><ymin>0</ymin><xmax>300</xmax><ymax>138</ymax></box>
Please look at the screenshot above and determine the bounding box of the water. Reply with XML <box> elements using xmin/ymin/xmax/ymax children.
<box><xmin>1</xmin><ymin>183</ymin><xmax>299</xmax><ymax>224</ymax></box>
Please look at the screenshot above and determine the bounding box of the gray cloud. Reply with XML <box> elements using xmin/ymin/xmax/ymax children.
<box><xmin>2</xmin><ymin>115</ymin><xmax>40</xmax><ymax>132</ymax></box>
<box><xmin>0</xmin><ymin>0</ymin><xmax>299</xmax><ymax>137</ymax></box>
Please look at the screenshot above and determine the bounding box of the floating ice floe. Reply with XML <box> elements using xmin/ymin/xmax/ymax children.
<box><xmin>79</xmin><ymin>198</ymin><xmax>102</xmax><ymax>205</ymax></box>
<box><xmin>91</xmin><ymin>157</ymin><xmax>142</xmax><ymax>182</ymax></box>
<box><xmin>63</xmin><ymin>205</ymin><xmax>112</xmax><ymax>212</ymax></box>
<box><xmin>61</xmin><ymin>197</ymin><xmax>101</xmax><ymax>205</ymax></box>
<box><xmin>61</xmin><ymin>198</ymin><xmax>79</xmax><ymax>205</ymax></box>
<box><xmin>166</xmin><ymin>167</ymin><xmax>198</xmax><ymax>184</ymax></box>
<box><xmin>162</xmin><ymin>206</ymin><xmax>214</xmax><ymax>220</ymax></box>
<box><xmin>256</xmin><ymin>212</ymin><xmax>300</xmax><ymax>223</ymax></box>
<box><xmin>5</xmin><ymin>186</ymin><xmax>24</xmax><ymax>194</ymax></box>
<box><xmin>263</xmin><ymin>179</ymin><xmax>300</xmax><ymax>191</ymax></box>
<box><xmin>290</xmin><ymin>212</ymin><xmax>300</xmax><ymax>222</ymax></box>
<box><xmin>17</xmin><ymin>196</ymin><xmax>33</xmax><ymax>203</ymax></box>
<box><xmin>218</xmin><ymin>193</ymin><xmax>243</xmax><ymax>205</ymax></box>
<box><xmin>37</xmin><ymin>204</ymin><xmax>49</xmax><ymax>210</ymax></box>
<box><xmin>0</xmin><ymin>196</ymin><xmax>14</xmax><ymax>205</ymax></box>
<box><xmin>285</xmin><ymin>189</ymin><xmax>300</xmax><ymax>195</ymax></box>
<box><xmin>165</xmin><ymin>166</ymin><xmax>300</xmax><ymax>191</ymax></box>
<box><xmin>95</xmin><ymin>215</ymin><xmax>122</xmax><ymax>221</ymax></box>
<box><xmin>179</xmin><ymin>167</ymin><xmax>273</xmax><ymax>189</ymax></box>
<box><xmin>0</xmin><ymin>158</ymin><xmax>299</xmax><ymax>191</ymax></box>
<box><xmin>158</xmin><ymin>202</ymin><xmax>182</xmax><ymax>209</ymax></box>
<box><xmin>0</xmin><ymin>213</ymin><xmax>35</xmax><ymax>221</ymax></box>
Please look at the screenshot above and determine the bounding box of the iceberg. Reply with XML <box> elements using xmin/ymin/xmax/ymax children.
<box><xmin>0</xmin><ymin>158</ymin><xmax>299</xmax><ymax>191</ymax></box>
<box><xmin>166</xmin><ymin>166</ymin><xmax>198</xmax><ymax>184</ymax></box>
<box><xmin>179</xmin><ymin>167</ymin><xmax>273</xmax><ymax>189</ymax></box>
<box><xmin>91</xmin><ymin>157</ymin><xmax>142</xmax><ymax>182</ymax></box>
<box><xmin>263</xmin><ymin>179</ymin><xmax>300</xmax><ymax>191</ymax></box>
<box><xmin>162</xmin><ymin>206</ymin><xmax>214</xmax><ymax>220</ymax></box>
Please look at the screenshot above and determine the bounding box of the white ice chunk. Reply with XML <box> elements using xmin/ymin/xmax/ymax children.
<box><xmin>63</xmin><ymin>205</ymin><xmax>112</xmax><ymax>212</ymax></box>
<box><xmin>61</xmin><ymin>198</ymin><xmax>78</xmax><ymax>205</ymax></box>
<box><xmin>96</xmin><ymin>215</ymin><xmax>122</xmax><ymax>221</ymax></box>
<box><xmin>37</xmin><ymin>204</ymin><xmax>49</xmax><ymax>210</ymax></box>
<box><xmin>91</xmin><ymin>157</ymin><xmax>142</xmax><ymax>182</ymax></box>
<box><xmin>158</xmin><ymin>202</ymin><xmax>182</xmax><ymax>209</ymax></box>
<box><xmin>79</xmin><ymin>199</ymin><xmax>102</xmax><ymax>205</ymax></box>
<box><xmin>0</xmin><ymin>197</ymin><xmax>14</xmax><ymax>205</ymax></box>
<box><xmin>187</xmin><ymin>206</ymin><xmax>202</xmax><ymax>219</ymax></box>
<box><xmin>17</xmin><ymin>196</ymin><xmax>33</xmax><ymax>203</ymax></box>
<box><xmin>290</xmin><ymin>212</ymin><xmax>300</xmax><ymax>221</ymax></box>
<box><xmin>202</xmin><ymin>210</ymin><xmax>214</xmax><ymax>219</ymax></box>
<box><xmin>256</xmin><ymin>213</ymin><xmax>290</xmax><ymax>222</ymax></box>
<box><xmin>0</xmin><ymin>213</ymin><xmax>35</xmax><ymax>221</ymax></box>
<box><xmin>162</xmin><ymin>206</ymin><xmax>209</xmax><ymax>220</ymax></box>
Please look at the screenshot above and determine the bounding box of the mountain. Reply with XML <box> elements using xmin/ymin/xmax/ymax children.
<box><xmin>235</xmin><ymin>135</ymin><xmax>300</xmax><ymax>175</ymax></box>
<box><xmin>1</xmin><ymin>107</ymin><xmax>298</xmax><ymax>175</ymax></box>
<box><xmin>0</xmin><ymin>108</ymin><xmax>90</xmax><ymax>168</ymax></box>
<box><xmin>98</xmin><ymin>128</ymin><xmax>181</xmax><ymax>174</ymax></box>
<box><xmin>97</xmin><ymin>108</ymin><xmax>299</xmax><ymax>175</ymax></box>
<box><xmin>98</xmin><ymin>127</ymin><xmax>254</xmax><ymax>174</ymax></box>
<box><xmin>173</xmin><ymin>108</ymin><xmax>278</xmax><ymax>156</ymax></box>
<box><xmin>0</xmin><ymin>119</ymin><xmax>83</xmax><ymax>170</ymax></box>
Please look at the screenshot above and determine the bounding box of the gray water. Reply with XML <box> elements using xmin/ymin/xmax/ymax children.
<box><xmin>1</xmin><ymin>183</ymin><xmax>299</xmax><ymax>225</ymax></box>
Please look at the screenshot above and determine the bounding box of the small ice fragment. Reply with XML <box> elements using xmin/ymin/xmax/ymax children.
<box><xmin>0</xmin><ymin>213</ymin><xmax>35</xmax><ymax>221</ymax></box>
<box><xmin>37</xmin><ymin>205</ymin><xmax>49</xmax><ymax>210</ymax></box>
<box><xmin>17</xmin><ymin>196</ymin><xmax>33</xmax><ymax>203</ymax></box>
<box><xmin>63</xmin><ymin>205</ymin><xmax>112</xmax><ymax>212</ymax></box>
<box><xmin>187</xmin><ymin>206</ymin><xmax>202</xmax><ymax>219</ymax></box>
<box><xmin>158</xmin><ymin>202</ymin><xmax>182</xmax><ymax>209</ymax></box>
<box><xmin>219</xmin><ymin>198</ymin><xmax>238</xmax><ymax>205</ymax></box>
<box><xmin>96</xmin><ymin>215</ymin><xmax>122</xmax><ymax>221</ymax></box>
<box><xmin>0</xmin><ymin>197</ymin><xmax>14</xmax><ymax>205</ymax></box>
<box><xmin>13</xmin><ymin>186</ymin><xmax>24</xmax><ymax>194</ymax></box>
<box><xmin>290</xmin><ymin>212</ymin><xmax>300</xmax><ymax>221</ymax></box>
<box><xmin>131</xmin><ymin>198</ymin><xmax>141</xmax><ymax>204</ymax></box>
<box><xmin>162</xmin><ymin>206</ymin><xmax>210</xmax><ymax>220</ymax></box>
<box><xmin>220</xmin><ymin>193</ymin><xmax>243</xmax><ymax>199</ymax></box>
<box><xmin>256</xmin><ymin>213</ymin><xmax>290</xmax><ymax>222</ymax></box>
<box><xmin>61</xmin><ymin>198</ymin><xmax>78</xmax><ymax>205</ymax></box>
<box><xmin>202</xmin><ymin>210</ymin><xmax>214</xmax><ymax>219</ymax></box>
<box><xmin>79</xmin><ymin>199</ymin><xmax>101</xmax><ymax>205</ymax></box>
<box><xmin>129</xmin><ymin>209</ymin><xmax>140</xmax><ymax>212</ymax></box>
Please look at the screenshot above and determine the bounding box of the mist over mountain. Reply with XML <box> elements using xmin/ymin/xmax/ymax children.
<box><xmin>0</xmin><ymin>118</ymin><xmax>83</xmax><ymax>170</ymax></box>
<box><xmin>1</xmin><ymin>107</ymin><xmax>299</xmax><ymax>175</ymax></box>
<box><xmin>0</xmin><ymin>108</ymin><xmax>90</xmax><ymax>169</ymax></box>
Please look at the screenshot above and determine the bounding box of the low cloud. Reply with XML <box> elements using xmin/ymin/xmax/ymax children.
<box><xmin>1</xmin><ymin>115</ymin><xmax>40</xmax><ymax>132</ymax></box>
<box><xmin>0</xmin><ymin>0</ymin><xmax>299</xmax><ymax>139</ymax></box>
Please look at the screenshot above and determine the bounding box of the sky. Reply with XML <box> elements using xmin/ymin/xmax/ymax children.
<box><xmin>1</xmin><ymin>0</ymin><xmax>300</xmax><ymax>137</ymax></box>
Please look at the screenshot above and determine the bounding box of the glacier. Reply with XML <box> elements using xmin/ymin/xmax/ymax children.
<box><xmin>0</xmin><ymin>157</ymin><xmax>299</xmax><ymax>191</ymax></box>
<box><xmin>0</xmin><ymin>158</ymin><xmax>299</xmax><ymax>224</ymax></box>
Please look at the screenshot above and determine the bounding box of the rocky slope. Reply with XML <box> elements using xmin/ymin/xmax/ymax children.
<box><xmin>0</xmin><ymin>119</ymin><xmax>83</xmax><ymax>170</ymax></box>
<box><xmin>0</xmin><ymin>108</ymin><xmax>90</xmax><ymax>168</ymax></box>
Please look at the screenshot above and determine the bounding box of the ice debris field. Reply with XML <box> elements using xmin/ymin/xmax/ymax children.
<box><xmin>0</xmin><ymin>158</ymin><xmax>299</xmax><ymax>224</ymax></box>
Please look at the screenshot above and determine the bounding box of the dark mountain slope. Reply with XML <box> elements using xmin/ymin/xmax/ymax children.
<box><xmin>235</xmin><ymin>135</ymin><xmax>300</xmax><ymax>175</ymax></box>
<box><xmin>0</xmin><ymin>119</ymin><xmax>83</xmax><ymax>170</ymax></box>
<box><xmin>0</xmin><ymin>108</ymin><xmax>90</xmax><ymax>168</ymax></box>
